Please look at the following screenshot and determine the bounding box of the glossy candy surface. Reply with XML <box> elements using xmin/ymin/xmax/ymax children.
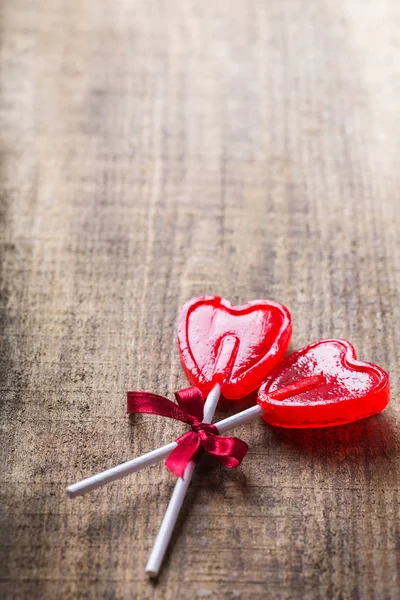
<box><xmin>258</xmin><ymin>339</ymin><xmax>389</xmax><ymax>428</ymax></box>
<box><xmin>178</xmin><ymin>296</ymin><xmax>292</xmax><ymax>399</ymax></box>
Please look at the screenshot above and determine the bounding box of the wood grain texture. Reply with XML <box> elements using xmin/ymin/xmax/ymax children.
<box><xmin>1</xmin><ymin>1</ymin><xmax>400</xmax><ymax>598</ymax></box>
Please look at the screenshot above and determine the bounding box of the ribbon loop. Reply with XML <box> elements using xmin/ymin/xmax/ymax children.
<box><xmin>127</xmin><ymin>386</ymin><xmax>248</xmax><ymax>478</ymax></box>
<box><xmin>174</xmin><ymin>386</ymin><xmax>204</xmax><ymax>422</ymax></box>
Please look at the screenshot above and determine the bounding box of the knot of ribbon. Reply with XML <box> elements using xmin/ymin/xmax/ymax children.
<box><xmin>127</xmin><ymin>386</ymin><xmax>248</xmax><ymax>478</ymax></box>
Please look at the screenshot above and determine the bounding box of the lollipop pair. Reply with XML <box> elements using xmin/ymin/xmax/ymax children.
<box><xmin>67</xmin><ymin>296</ymin><xmax>390</xmax><ymax>576</ymax></box>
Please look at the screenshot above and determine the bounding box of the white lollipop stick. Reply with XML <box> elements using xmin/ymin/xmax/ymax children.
<box><xmin>66</xmin><ymin>441</ymin><xmax>178</xmax><ymax>498</ymax></box>
<box><xmin>66</xmin><ymin>375</ymin><xmax>324</xmax><ymax>498</ymax></box>
<box><xmin>66</xmin><ymin>403</ymin><xmax>261</xmax><ymax>498</ymax></box>
<box><xmin>66</xmin><ymin>403</ymin><xmax>262</xmax><ymax>498</ymax></box>
<box><xmin>145</xmin><ymin>383</ymin><xmax>221</xmax><ymax>577</ymax></box>
<box><xmin>145</xmin><ymin>374</ymin><xmax>325</xmax><ymax>577</ymax></box>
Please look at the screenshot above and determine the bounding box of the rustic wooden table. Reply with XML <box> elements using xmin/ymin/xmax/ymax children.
<box><xmin>1</xmin><ymin>1</ymin><xmax>400</xmax><ymax>599</ymax></box>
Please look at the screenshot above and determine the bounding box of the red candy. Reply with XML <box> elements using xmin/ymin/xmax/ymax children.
<box><xmin>258</xmin><ymin>339</ymin><xmax>390</xmax><ymax>428</ymax></box>
<box><xmin>178</xmin><ymin>296</ymin><xmax>292</xmax><ymax>399</ymax></box>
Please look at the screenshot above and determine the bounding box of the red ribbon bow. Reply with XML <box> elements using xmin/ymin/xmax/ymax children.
<box><xmin>127</xmin><ymin>387</ymin><xmax>248</xmax><ymax>478</ymax></box>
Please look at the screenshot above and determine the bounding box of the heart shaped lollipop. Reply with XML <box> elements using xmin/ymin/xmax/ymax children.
<box><xmin>178</xmin><ymin>295</ymin><xmax>292</xmax><ymax>399</ymax></box>
<box><xmin>258</xmin><ymin>339</ymin><xmax>390</xmax><ymax>428</ymax></box>
<box><xmin>68</xmin><ymin>318</ymin><xmax>390</xmax><ymax>580</ymax></box>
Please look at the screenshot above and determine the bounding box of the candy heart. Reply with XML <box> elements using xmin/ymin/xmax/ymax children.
<box><xmin>258</xmin><ymin>339</ymin><xmax>389</xmax><ymax>428</ymax></box>
<box><xmin>177</xmin><ymin>296</ymin><xmax>292</xmax><ymax>399</ymax></box>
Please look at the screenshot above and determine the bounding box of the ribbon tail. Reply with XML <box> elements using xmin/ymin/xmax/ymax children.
<box><xmin>165</xmin><ymin>432</ymin><xmax>201</xmax><ymax>478</ymax></box>
<box><xmin>200</xmin><ymin>432</ymin><xmax>249</xmax><ymax>469</ymax></box>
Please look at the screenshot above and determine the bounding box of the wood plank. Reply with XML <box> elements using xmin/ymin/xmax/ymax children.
<box><xmin>1</xmin><ymin>1</ymin><xmax>400</xmax><ymax>598</ymax></box>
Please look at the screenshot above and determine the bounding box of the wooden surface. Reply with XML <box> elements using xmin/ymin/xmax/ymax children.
<box><xmin>1</xmin><ymin>1</ymin><xmax>400</xmax><ymax>598</ymax></box>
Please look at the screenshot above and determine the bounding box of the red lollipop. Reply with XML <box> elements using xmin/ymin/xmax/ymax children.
<box><xmin>258</xmin><ymin>339</ymin><xmax>390</xmax><ymax>428</ymax></box>
<box><xmin>178</xmin><ymin>295</ymin><xmax>292</xmax><ymax>399</ymax></box>
<box><xmin>67</xmin><ymin>333</ymin><xmax>390</xmax><ymax>578</ymax></box>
